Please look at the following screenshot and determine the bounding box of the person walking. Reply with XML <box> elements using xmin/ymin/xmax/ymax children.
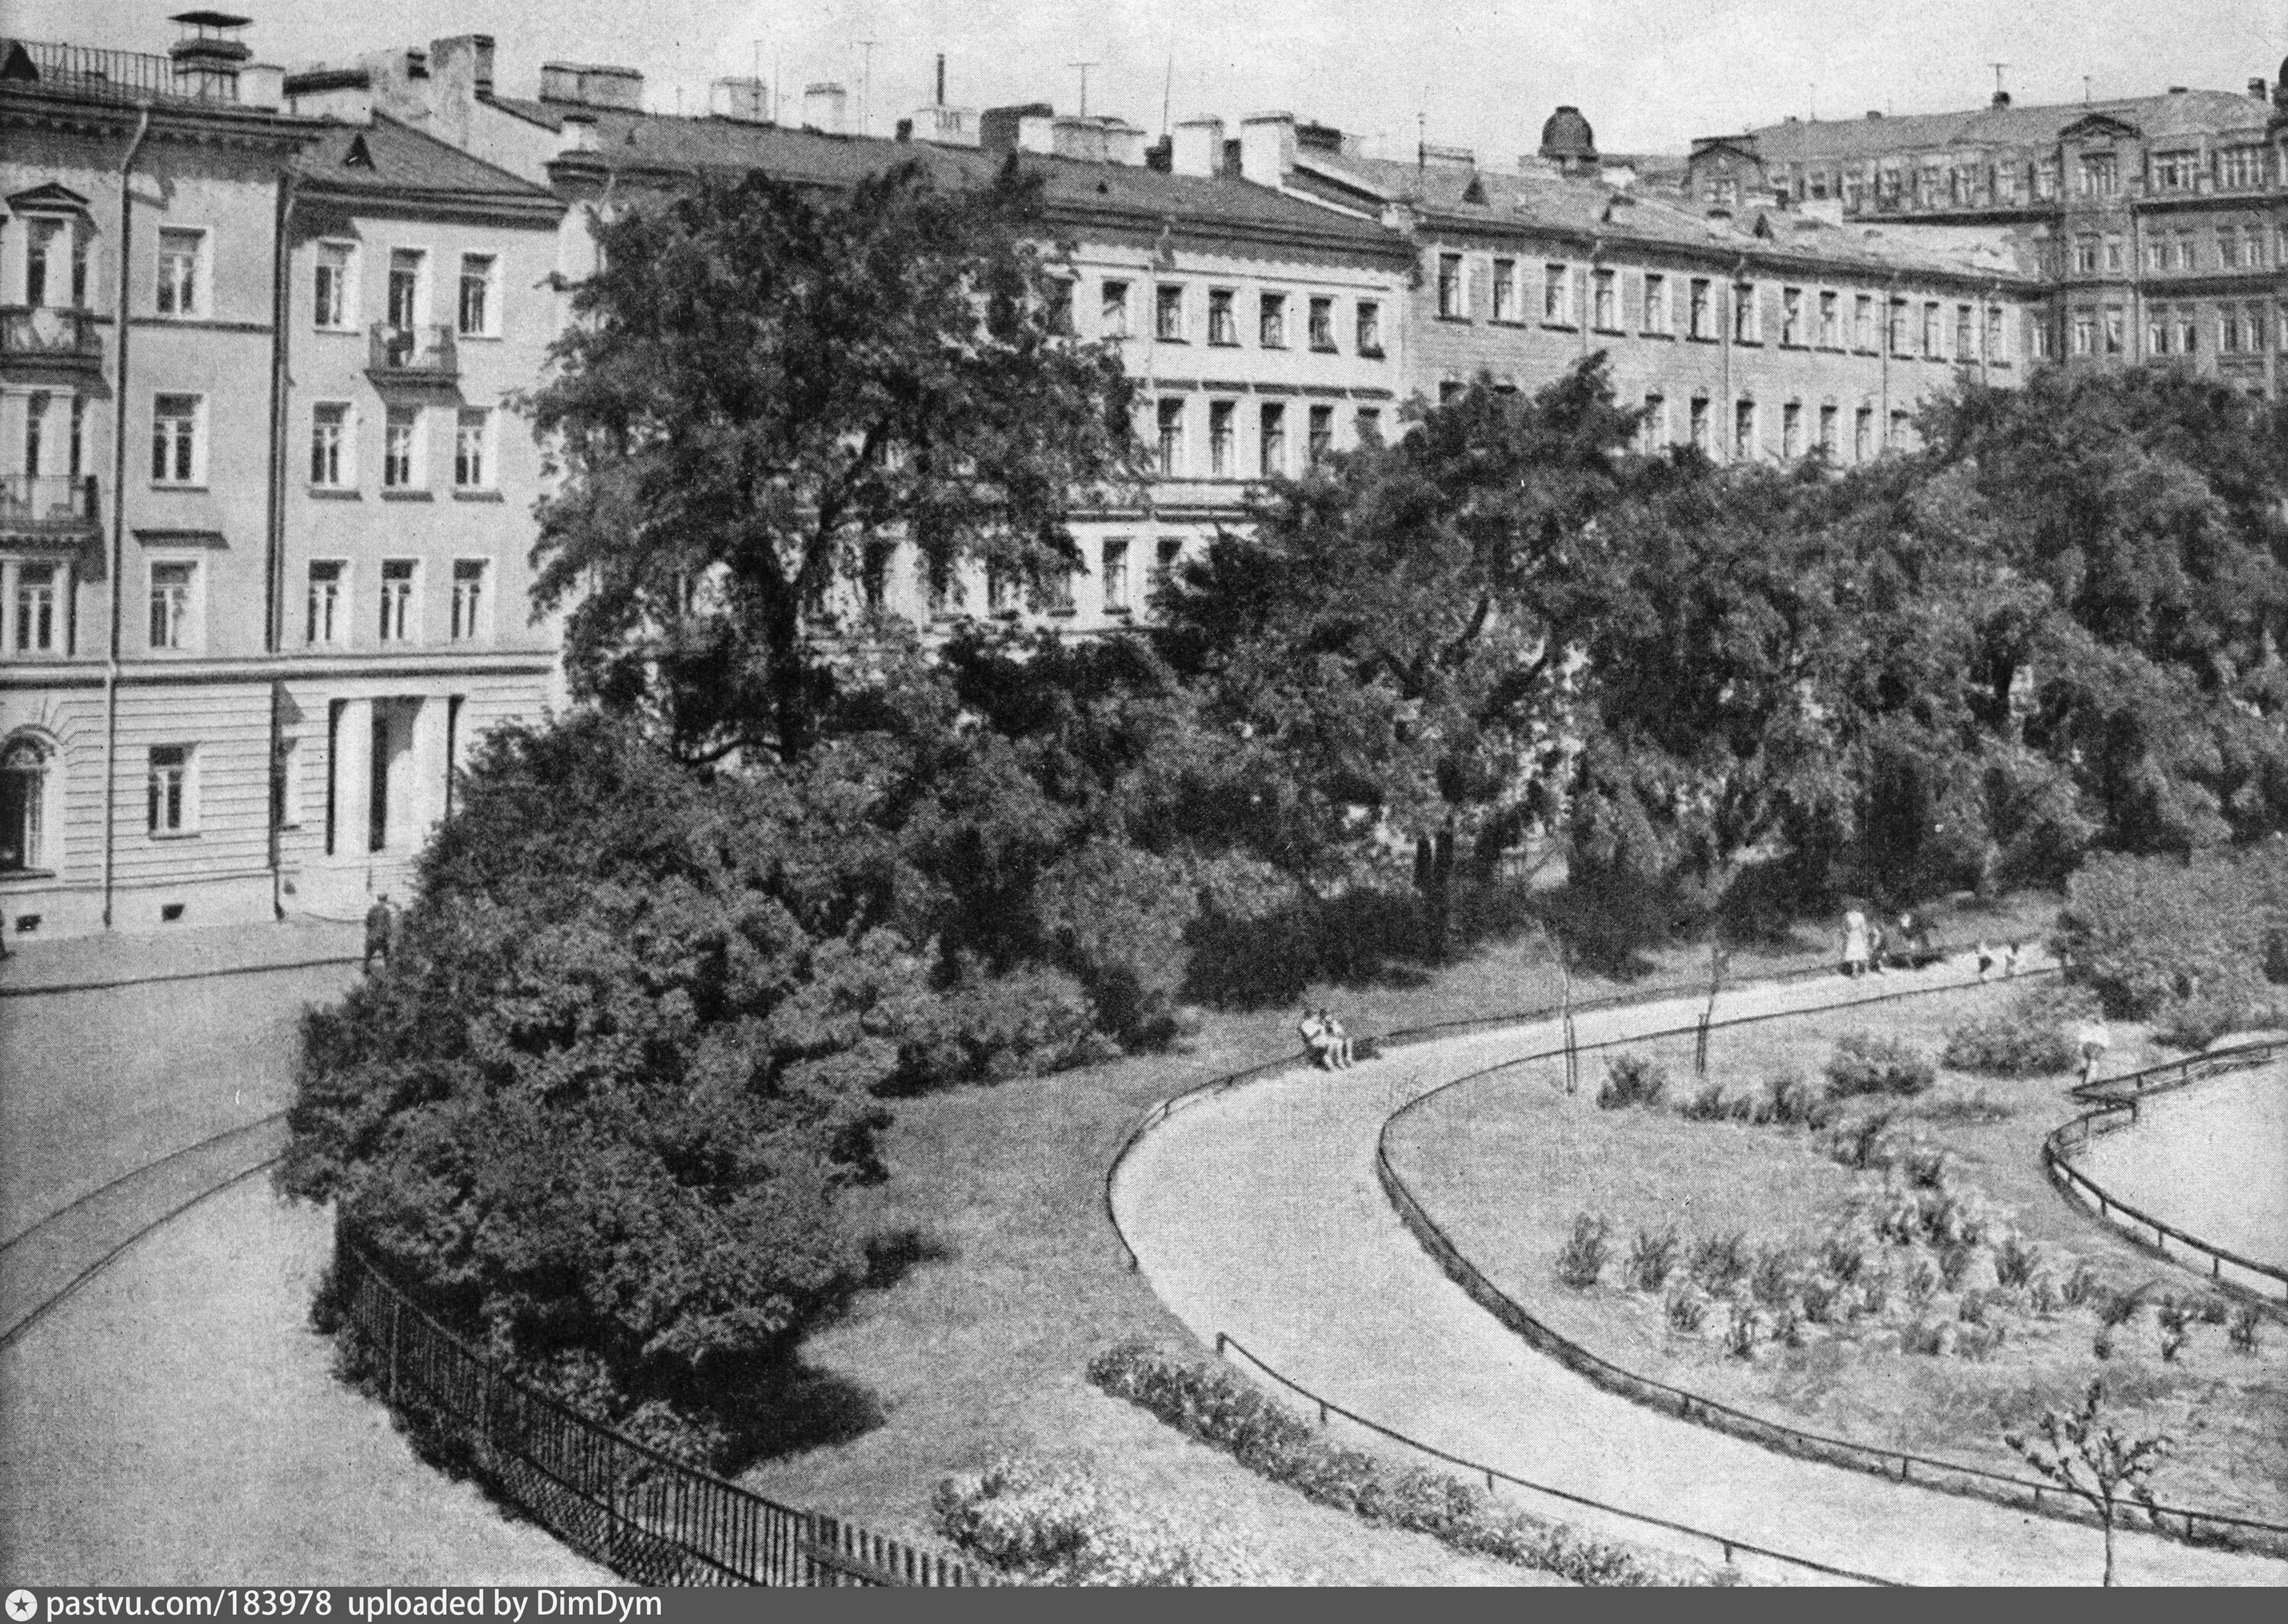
<box><xmin>2075</xmin><ymin>1016</ymin><xmax>2111</xmax><ymax>1090</ymax></box>
<box><xmin>363</xmin><ymin>892</ymin><xmax>400</xmax><ymax>974</ymax></box>
<box><xmin>1319</xmin><ymin>1007</ymin><xmax>1354</xmax><ymax>1069</ymax></box>
<box><xmin>1842</xmin><ymin>909</ymin><xmax>1870</xmax><ymax>978</ymax></box>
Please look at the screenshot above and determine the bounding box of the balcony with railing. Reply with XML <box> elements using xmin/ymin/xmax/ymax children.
<box><xmin>0</xmin><ymin>306</ymin><xmax>104</xmax><ymax>370</ymax></box>
<box><xmin>367</xmin><ymin>323</ymin><xmax>459</xmax><ymax>387</ymax></box>
<box><xmin>0</xmin><ymin>473</ymin><xmax>101</xmax><ymax>537</ymax></box>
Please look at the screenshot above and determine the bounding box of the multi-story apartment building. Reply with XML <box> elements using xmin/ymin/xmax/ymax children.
<box><xmin>1260</xmin><ymin>114</ymin><xmax>2043</xmax><ymax>458</ymax></box>
<box><xmin>275</xmin><ymin>113</ymin><xmax>564</xmax><ymax>917</ymax></box>
<box><xmin>286</xmin><ymin>38</ymin><xmax>1417</xmax><ymax>635</ymax></box>
<box><xmin>1685</xmin><ymin>72</ymin><xmax>2288</xmax><ymax>393</ymax></box>
<box><xmin>2</xmin><ymin>23</ymin><xmax>312</xmax><ymax>939</ymax></box>
<box><xmin>0</xmin><ymin>16</ymin><xmax>564</xmax><ymax>939</ymax></box>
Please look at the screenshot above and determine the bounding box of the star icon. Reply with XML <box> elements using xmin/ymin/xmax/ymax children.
<box><xmin>6</xmin><ymin>1590</ymin><xmax>38</xmax><ymax>1622</ymax></box>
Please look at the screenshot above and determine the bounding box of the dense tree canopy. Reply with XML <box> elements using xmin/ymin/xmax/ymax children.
<box><xmin>525</xmin><ymin>162</ymin><xmax>1144</xmax><ymax>763</ymax></box>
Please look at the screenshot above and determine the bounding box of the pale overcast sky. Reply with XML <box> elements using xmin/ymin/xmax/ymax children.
<box><xmin>11</xmin><ymin>0</ymin><xmax>2286</xmax><ymax>159</ymax></box>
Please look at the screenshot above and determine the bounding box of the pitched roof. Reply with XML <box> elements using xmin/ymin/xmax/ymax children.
<box><xmin>1293</xmin><ymin>150</ymin><xmax>2039</xmax><ymax>284</ymax></box>
<box><xmin>1735</xmin><ymin>88</ymin><xmax>2268</xmax><ymax>165</ymax></box>
<box><xmin>295</xmin><ymin>113</ymin><xmax>561</xmax><ymax>213</ymax></box>
<box><xmin>492</xmin><ymin>97</ymin><xmax>1409</xmax><ymax>255</ymax></box>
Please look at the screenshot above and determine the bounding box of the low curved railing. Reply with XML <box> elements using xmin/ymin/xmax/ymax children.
<box><xmin>333</xmin><ymin>1228</ymin><xmax>991</xmax><ymax>1587</ymax></box>
<box><xmin>1373</xmin><ymin>1005</ymin><xmax>2288</xmax><ymax>1561</ymax></box>
<box><xmin>1101</xmin><ymin>929</ymin><xmax>2029</xmax><ymax>1271</ymax></box>
<box><xmin>1210</xmin><ymin>1331</ymin><xmax>1899</xmax><ymax>1587</ymax></box>
<box><xmin>2043</xmin><ymin>1042</ymin><xmax>2288</xmax><ymax>1305</ymax></box>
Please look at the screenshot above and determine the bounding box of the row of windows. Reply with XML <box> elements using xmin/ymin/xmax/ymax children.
<box><xmin>1146</xmin><ymin>397</ymin><xmax>1383</xmax><ymax>478</ymax></box>
<box><xmin>133</xmin><ymin>394</ymin><xmax>500</xmax><ymax>491</ymax></box>
<box><xmin>1765</xmin><ymin>142</ymin><xmax>2279</xmax><ymax>212</ymax></box>
<box><xmin>1636</xmin><ymin>394</ymin><xmax>1913</xmax><ymax>462</ymax></box>
<box><xmin>1432</xmin><ymin>257</ymin><xmax>2013</xmax><ymax>361</ymax></box>
<box><xmin>0</xmin><ymin>733</ymin><xmax>213</xmax><ymax>866</ymax></box>
<box><xmin>2068</xmin><ymin>301</ymin><xmax>2286</xmax><ymax>358</ymax></box>
<box><xmin>310</xmin><ymin>403</ymin><xmax>497</xmax><ymax>492</ymax></box>
<box><xmin>2068</xmin><ymin>224</ymin><xmax>2278</xmax><ymax>276</ymax></box>
<box><xmin>913</xmin><ymin>536</ymin><xmax>1191</xmax><ymax>620</ymax></box>
<box><xmin>86</xmin><ymin>554</ymin><xmax>495</xmax><ymax>656</ymax></box>
<box><xmin>1078</xmin><ymin>280</ymin><xmax>1385</xmax><ymax>356</ymax></box>
<box><xmin>313</xmin><ymin>242</ymin><xmax>503</xmax><ymax>338</ymax></box>
<box><xmin>7</xmin><ymin>221</ymin><xmax>510</xmax><ymax>337</ymax></box>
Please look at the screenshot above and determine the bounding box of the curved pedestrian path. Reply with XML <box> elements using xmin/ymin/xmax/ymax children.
<box><xmin>2074</xmin><ymin>1063</ymin><xmax>2288</xmax><ymax>1276</ymax></box>
<box><xmin>1113</xmin><ymin>954</ymin><xmax>2288</xmax><ymax>1586</ymax></box>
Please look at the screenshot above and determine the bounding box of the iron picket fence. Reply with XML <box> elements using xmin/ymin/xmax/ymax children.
<box><xmin>333</xmin><ymin>1227</ymin><xmax>993</xmax><ymax>1587</ymax></box>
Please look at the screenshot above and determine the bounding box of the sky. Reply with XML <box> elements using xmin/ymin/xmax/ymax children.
<box><xmin>11</xmin><ymin>0</ymin><xmax>2286</xmax><ymax>160</ymax></box>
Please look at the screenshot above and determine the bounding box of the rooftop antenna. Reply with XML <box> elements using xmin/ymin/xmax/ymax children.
<box><xmin>1808</xmin><ymin>81</ymin><xmax>1817</xmax><ymax>120</ymax></box>
<box><xmin>1068</xmin><ymin>59</ymin><xmax>1099</xmax><ymax>117</ymax></box>
<box><xmin>1161</xmin><ymin>53</ymin><xmax>1172</xmax><ymax>138</ymax></box>
<box><xmin>857</xmin><ymin>39</ymin><xmax>877</xmax><ymax>134</ymax></box>
<box><xmin>936</xmin><ymin>52</ymin><xmax>946</xmax><ymax>107</ymax></box>
<box><xmin>2083</xmin><ymin>74</ymin><xmax>2093</xmax><ymax>104</ymax></box>
<box><xmin>1989</xmin><ymin>61</ymin><xmax>2009</xmax><ymax>103</ymax></box>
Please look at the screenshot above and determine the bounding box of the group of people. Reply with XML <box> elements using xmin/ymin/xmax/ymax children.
<box><xmin>1297</xmin><ymin>1006</ymin><xmax>1358</xmax><ymax>1070</ymax></box>
<box><xmin>1840</xmin><ymin>907</ymin><xmax>1931</xmax><ymax>977</ymax></box>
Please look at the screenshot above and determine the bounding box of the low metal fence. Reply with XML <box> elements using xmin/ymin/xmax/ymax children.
<box><xmin>1210</xmin><ymin>1331</ymin><xmax>1898</xmax><ymax>1586</ymax></box>
<box><xmin>1371</xmin><ymin>1005</ymin><xmax>2288</xmax><ymax>1561</ymax></box>
<box><xmin>333</xmin><ymin>1227</ymin><xmax>992</xmax><ymax>1587</ymax></box>
<box><xmin>2043</xmin><ymin>1041</ymin><xmax>2288</xmax><ymax>1305</ymax></box>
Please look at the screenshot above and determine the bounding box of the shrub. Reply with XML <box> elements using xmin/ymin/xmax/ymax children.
<box><xmin>2156</xmin><ymin>1298</ymin><xmax>2195</xmax><ymax>1363</ymax></box>
<box><xmin>2097</xmin><ymin>1289</ymin><xmax>2144</xmax><ymax>1330</ymax></box>
<box><xmin>1679</xmin><ymin>1083</ymin><xmax>1730</xmax><ymax>1122</ymax></box>
<box><xmin>1994</xmin><ymin>1237</ymin><xmax>2042</xmax><ymax>1289</ymax></box>
<box><xmin>1902</xmin><ymin>1319</ymin><xmax>1949</xmax><ymax>1356</ymax></box>
<box><xmin>892</xmin><ymin>961</ymin><xmax>1115</xmax><ymax>1090</ymax></box>
<box><xmin>1665</xmin><ymin>1284</ymin><xmax>1709</xmax><ymax>1332</ymax></box>
<box><xmin>1688</xmin><ymin>1232</ymin><xmax>1750</xmax><ymax>1296</ymax></box>
<box><xmin>1824</xmin><ymin>1032</ymin><xmax>1937</xmax><ymax>1099</ymax></box>
<box><xmin>1938</xmin><ymin>1242</ymin><xmax>1978</xmax><ymax>1292</ymax></box>
<box><xmin>934</xmin><ymin>1452</ymin><xmax>1274</xmax><ymax>1584</ymax></box>
<box><xmin>1956</xmin><ymin>1324</ymin><xmax>2005</xmax><ymax>1361</ymax></box>
<box><xmin>2058</xmin><ymin>847</ymin><xmax>2288</xmax><ymax>1020</ymax></box>
<box><xmin>1597</xmin><ymin>1053</ymin><xmax>1669</xmax><ymax>1111</ymax></box>
<box><xmin>1821</xmin><ymin>1109</ymin><xmax>1898</xmax><ymax>1170</ymax></box>
<box><xmin>1799</xmin><ymin>1278</ymin><xmax>1840</xmax><ymax>1324</ymax></box>
<box><xmin>1750</xmin><ymin>1247</ymin><xmax>1798</xmax><ymax>1310</ymax></box>
<box><xmin>1919</xmin><ymin>1087</ymin><xmax>2015</xmax><ymax>1125</ymax></box>
<box><xmin>1556</xmin><ymin>1214</ymin><xmax>1613</xmax><ymax>1288</ymax></box>
<box><xmin>1820</xmin><ymin>1236</ymin><xmax>1865</xmax><ymax>1285</ymax></box>
<box><xmin>1625</xmin><ymin>1227</ymin><xmax>1679</xmax><ymax>1292</ymax></box>
<box><xmin>1722</xmin><ymin>1304</ymin><xmax>1761</xmax><ymax>1359</ymax></box>
<box><xmin>2229</xmin><ymin>1303</ymin><xmax>2262</xmax><ymax>1356</ymax></box>
<box><xmin>1085</xmin><ymin>1342</ymin><xmax>1718</xmax><ymax>1585</ymax></box>
<box><xmin>1901</xmin><ymin>1254</ymin><xmax>1939</xmax><ymax>1307</ymax></box>
<box><xmin>2061</xmin><ymin>1262</ymin><xmax>2102</xmax><ymax>1308</ymax></box>
<box><xmin>1946</xmin><ymin>983</ymin><xmax>2103</xmax><ymax>1078</ymax></box>
<box><xmin>1767</xmin><ymin>1070</ymin><xmax>1827</xmax><ymax>1126</ymax></box>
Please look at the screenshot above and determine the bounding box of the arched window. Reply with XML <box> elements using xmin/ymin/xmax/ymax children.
<box><xmin>1</xmin><ymin>735</ymin><xmax>51</xmax><ymax>873</ymax></box>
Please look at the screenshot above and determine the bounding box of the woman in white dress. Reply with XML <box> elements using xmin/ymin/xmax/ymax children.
<box><xmin>1842</xmin><ymin>909</ymin><xmax>1870</xmax><ymax>977</ymax></box>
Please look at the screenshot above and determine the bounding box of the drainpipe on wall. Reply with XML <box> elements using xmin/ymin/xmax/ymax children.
<box><xmin>264</xmin><ymin>169</ymin><xmax>300</xmax><ymax>919</ymax></box>
<box><xmin>1721</xmin><ymin>254</ymin><xmax>1747</xmax><ymax>462</ymax></box>
<box><xmin>101</xmin><ymin>103</ymin><xmax>154</xmax><ymax>932</ymax></box>
<box><xmin>1879</xmin><ymin>272</ymin><xmax>1898</xmax><ymax>451</ymax></box>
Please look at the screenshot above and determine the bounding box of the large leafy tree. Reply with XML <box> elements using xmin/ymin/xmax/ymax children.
<box><xmin>525</xmin><ymin>161</ymin><xmax>1144</xmax><ymax>763</ymax></box>
<box><xmin>1152</xmin><ymin>359</ymin><xmax>1644</xmax><ymax>881</ymax></box>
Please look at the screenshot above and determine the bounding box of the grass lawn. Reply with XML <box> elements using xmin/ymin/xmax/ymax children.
<box><xmin>733</xmin><ymin>885</ymin><xmax>2066</xmax><ymax>1582</ymax></box>
<box><xmin>1386</xmin><ymin>975</ymin><xmax>2288</xmax><ymax>1526</ymax></box>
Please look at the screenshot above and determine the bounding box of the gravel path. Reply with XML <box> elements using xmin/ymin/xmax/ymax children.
<box><xmin>1113</xmin><ymin>955</ymin><xmax>2288</xmax><ymax>1587</ymax></box>
<box><xmin>2076</xmin><ymin>1064</ymin><xmax>2288</xmax><ymax>1276</ymax></box>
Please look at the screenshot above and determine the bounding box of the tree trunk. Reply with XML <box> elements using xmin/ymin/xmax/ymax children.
<box><xmin>2100</xmin><ymin>1509</ymin><xmax>2116</xmax><ymax>1587</ymax></box>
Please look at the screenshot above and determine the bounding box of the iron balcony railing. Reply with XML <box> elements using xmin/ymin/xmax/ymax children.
<box><xmin>368</xmin><ymin>323</ymin><xmax>459</xmax><ymax>384</ymax></box>
<box><xmin>0</xmin><ymin>473</ymin><xmax>100</xmax><ymax>534</ymax></box>
<box><xmin>0</xmin><ymin>38</ymin><xmax>230</xmax><ymax>104</ymax></box>
<box><xmin>0</xmin><ymin>305</ymin><xmax>104</xmax><ymax>363</ymax></box>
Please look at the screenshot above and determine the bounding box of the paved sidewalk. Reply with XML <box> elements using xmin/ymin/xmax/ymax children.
<box><xmin>0</xmin><ymin>916</ymin><xmax>360</xmax><ymax>997</ymax></box>
<box><xmin>1114</xmin><ymin>955</ymin><xmax>2288</xmax><ymax>1586</ymax></box>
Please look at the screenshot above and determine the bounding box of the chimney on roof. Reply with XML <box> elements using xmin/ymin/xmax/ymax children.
<box><xmin>936</xmin><ymin>53</ymin><xmax>946</xmax><ymax>106</ymax></box>
<box><xmin>980</xmin><ymin>101</ymin><xmax>1053</xmax><ymax>154</ymax></box>
<box><xmin>431</xmin><ymin>35</ymin><xmax>495</xmax><ymax>101</ymax></box>
<box><xmin>709</xmin><ymin>77</ymin><xmax>769</xmax><ymax>123</ymax></box>
<box><xmin>2251</xmin><ymin>78</ymin><xmax>2270</xmax><ymax>101</ymax></box>
<box><xmin>1992</xmin><ymin>88</ymin><xmax>2011</xmax><ymax>108</ymax></box>
<box><xmin>239</xmin><ymin>62</ymin><xmax>282</xmax><ymax>109</ymax></box>
<box><xmin>1865</xmin><ymin>109</ymin><xmax>1881</xmax><ymax>120</ymax></box>
<box><xmin>540</xmin><ymin>61</ymin><xmax>644</xmax><ymax>111</ymax></box>
<box><xmin>2167</xmin><ymin>85</ymin><xmax>2187</xmax><ymax>94</ymax></box>
<box><xmin>1239</xmin><ymin>114</ymin><xmax>1296</xmax><ymax>187</ymax></box>
<box><xmin>169</xmin><ymin>11</ymin><xmax>252</xmax><ymax>101</ymax></box>
<box><xmin>803</xmin><ymin>81</ymin><xmax>847</xmax><ymax>133</ymax></box>
<box><xmin>1171</xmin><ymin>117</ymin><xmax>1224</xmax><ymax>177</ymax></box>
<box><xmin>554</xmin><ymin>111</ymin><xmax>597</xmax><ymax>156</ymax></box>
